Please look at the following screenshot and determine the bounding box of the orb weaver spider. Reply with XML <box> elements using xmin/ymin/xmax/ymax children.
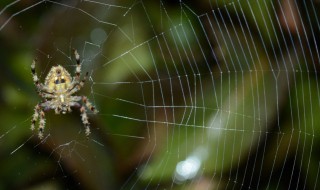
<box><xmin>31</xmin><ymin>49</ymin><xmax>98</xmax><ymax>139</ymax></box>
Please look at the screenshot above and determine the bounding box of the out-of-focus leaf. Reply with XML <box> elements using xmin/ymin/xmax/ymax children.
<box><xmin>291</xmin><ymin>69</ymin><xmax>320</xmax><ymax>189</ymax></box>
<box><xmin>139</xmin><ymin>20</ymin><xmax>289</xmax><ymax>183</ymax></box>
<box><xmin>204</xmin><ymin>0</ymin><xmax>277</xmax><ymax>47</ymax></box>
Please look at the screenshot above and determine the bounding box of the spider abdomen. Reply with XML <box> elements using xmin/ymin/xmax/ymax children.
<box><xmin>45</xmin><ymin>65</ymin><xmax>72</xmax><ymax>92</ymax></box>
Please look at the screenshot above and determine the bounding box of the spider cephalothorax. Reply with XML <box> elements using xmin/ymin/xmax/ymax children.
<box><xmin>31</xmin><ymin>49</ymin><xmax>98</xmax><ymax>139</ymax></box>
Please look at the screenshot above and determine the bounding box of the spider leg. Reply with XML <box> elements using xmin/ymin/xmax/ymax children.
<box><xmin>31</xmin><ymin>59</ymin><xmax>40</xmax><ymax>88</ymax></box>
<box><xmin>38</xmin><ymin>108</ymin><xmax>46</xmax><ymax>139</ymax></box>
<box><xmin>31</xmin><ymin>104</ymin><xmax>40</xmax><ymax>131</ymax></box>
<box><xmin>40</xmin><ymin>92</ymin><xmax>56</xmax><ymax>99</ymax></box>
<box><xmin>80</xmin><ymin>106</ymin><xmax>90</xmax><ymax>137</ymax></box>
<box><xmin>79</xmin><ymin>96</ymin><xmax>98</xmax><ymax>137</ymax></box>
<box><xmin>67</xmin><ymin>49</ymin><xmax>91</xmax><ymax>96</ymax></box>
<box><xmin>67</xmin><ymin>49</ymin><xmax>90</xmax><ymax>96</ymax></box>
<box><xmin>31</xmin><ymin>103</ymin><xmax>46</xmax><ymax>139</ymax></box>
<box><xmin>67</xmin><ymin>71</ymin><xmax>88</xmax><ymax>96</ymax></box>
<box><xmin>82</xmin><ymin>96</ymin><xmax>98</xmax><ymax>114</ymax></box>
<box><xmin>31</xmin><ymin>59</ymin><xmax>52</xmax><ymax>94</ymax></box>
<box><xmin>74</xmin><ymin>49</ymin><xmax>81</xmax><ymax>82</ymax></box>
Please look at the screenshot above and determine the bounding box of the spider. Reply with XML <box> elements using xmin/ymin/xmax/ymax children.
<box><xmin>31</xmin><ymin>49</ymin><xmax>98</xmax><ymax>139</ymax></box>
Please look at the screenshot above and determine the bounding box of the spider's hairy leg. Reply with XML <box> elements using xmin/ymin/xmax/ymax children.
<box><xmin>31</xmin><ymin>59</ymin><xmax>40</xmax><ymax>88</ymax></box>
<box><xmin>79</xmin><ymin>96</ymin><xmax>98</xmax><ymax>137</ymax></box>
<box><xmin>73</xmin><ymin>49</ymin><xmax>81</xmax><ymax>81</ymax></box>
<box><xmin>31</xmin><ymin>104</ymin><xmax>40</xmax><ymax>131</ymax></box>
<box><xmin>38</xmin><ymin>108</ymin><xmax>46</xmax><ymax>139</ymax></box>
<box><xmin>31</xmin><ymin>103</ymin><xmax>46</xmax><ymax>139</ymax></box>
<box><xmin>65</xmin><ymin>49</ymin><xmax>87</xmax><ymax>96</ymax></box>
<box><xmin>31</xmin><ymin>59</ymin><xmax>51</xmax><ymax>94</ymax></box>
<box><xmin>82</xmin><ymin>96</ymin><xmax>98</xmax><ymax>114</ymax></box>
<box><xmin>80</xmin><ymin>106</ymin><xmax>91</xmax><ymax>137</ymax></box>
<box><xmin>67</xmin><ymin>71</ymin><xmax>89</xmax><ymax>96</ymax></box>
<box><xmin>54</xmin><ymin>106</ymin><xmax>61</xmax><ymax>114</ymax></box>
<box><xmin>40</xmin><ymin>92</ymin><xmax>56</xmax><ymax>99</ymax></box>
<box><xmin>80</xmin><ymin>71</ymin><xmax>89</xmax><ymax>88</ymax></box>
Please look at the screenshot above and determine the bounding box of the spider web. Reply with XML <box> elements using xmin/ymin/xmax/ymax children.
<box><xmin>0</xmin><ymin>0</ymin><xmax>320</xmax><ymax>189</ymax></box>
